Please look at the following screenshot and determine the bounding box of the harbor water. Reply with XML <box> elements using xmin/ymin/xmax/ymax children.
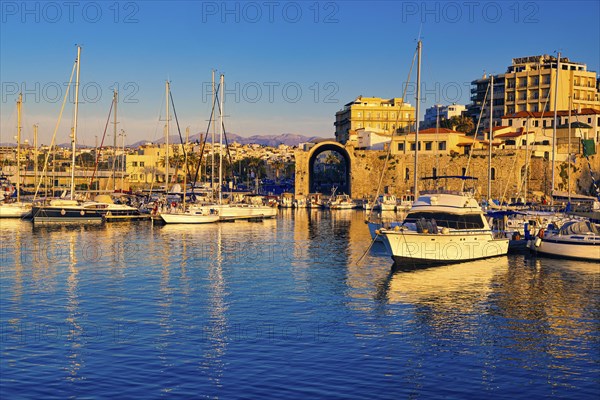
<box><xmin>1</xmin><ymin>210</ymin><xmax>599</xmax><ymax>398</ymax></box>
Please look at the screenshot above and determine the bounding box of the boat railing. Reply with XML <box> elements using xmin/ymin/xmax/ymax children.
<box><xmin>420</xmin><ymin>189</ymin><xmax>471</xmax><ymax>197</ymax></box>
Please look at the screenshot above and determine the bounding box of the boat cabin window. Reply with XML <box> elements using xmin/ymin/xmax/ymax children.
<box><xmin>405</xmin><ymin>212</ymin><xmax>486</xmax><ymax>229</ymax></box>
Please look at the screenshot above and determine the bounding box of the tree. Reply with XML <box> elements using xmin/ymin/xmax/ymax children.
<box><xmin>440</xmin><ymin>115</ymin><xmax>475</xmax><ymax>134</ymax></box>
<box><xmin>270</xmin><ymin>159</ymin><xmax>285</xmax><ymax>183</ymax></box>
<box><xmin>75</xmin><ymin>152</ymin><xmax>96</xmax><ymax>167</ymax></box>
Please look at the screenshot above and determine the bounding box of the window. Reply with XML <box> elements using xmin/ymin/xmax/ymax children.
<box><xmin>432</xmin><ymin>167</ymin><xmax>437</xmax><ymax>178</ymax></box>
<box><xmin>410</xmin><ymin>142</ymin><xmax>421</xmax><ymax>151</ymax></box>
<box><xmin>425</xmin><ymin>142</ymin><xmax>432</xmax><ymax>151</ymax></box>
<box><xmin>405</xmin><ymin>211</ymin><xmax>486</xmax><ymax>229</ymax></box>
<box><xmin>140</xmin><ymin>174</ymin><xmax>145</xmax><ymax>181</ymax></box>
<box><xmin>132</xmin><ymin>161</ymin><xmax>138</xmax><ymax>167</ymax></box>
<box><xmin>140</xmin><ymin>161</ymin><xmax>145</xmax><ymax>167</ymax></box>
<box><xmin>534</xmin><ymin>120</ymin><xmax>539</xmax><ymax>127</ymax></box>
<box><xmin>397</xmin><ymin>143</ymin><xmax>404</xmax><ymax>151</ymax></box>
<box><xmin>491</xmin><ymin>167</ymin><xmax>496</xmax><ymax>180</ymax></box>
<box><xmin>438</xmin><ymin>141</ymin><xmax>447</xmax><ymax>150</ymax></box>
<box><xmin>405</xmin><ymin>168</ymin><xmax>410</xmax><ymax>181</ymax></box>
<box><xmin>462</xmin><ymin>168</ymin><xmax>467</xmax><ymax>176</ymax></box>
<box><xmin>508</xmin><ymin>119</ymin><xmax>513</xmax><ymax>126</ymax></box>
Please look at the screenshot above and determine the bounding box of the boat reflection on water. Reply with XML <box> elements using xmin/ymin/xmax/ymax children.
<box><xmin>379</xmin><ymin>257</ymin><xmax>509</xmax><ymax>312</ymax></box>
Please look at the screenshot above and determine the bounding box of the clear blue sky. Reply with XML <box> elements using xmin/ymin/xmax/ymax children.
<box><xmin>1</xmin><ymin>0</ymin><xmax>599</xmax><ymax>145</ymax></box>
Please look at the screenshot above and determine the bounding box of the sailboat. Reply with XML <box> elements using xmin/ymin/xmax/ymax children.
<box><xmin>378</xmin><ymin>41</ymin><xmax>509</xmax><ymax>267</ymax></box>
<box><xmin>529</xmin><ymin>220</ymin><xmax>600</xmax><ymax>261</ymax></box>
<box><xmin>31</xmin><ymin>46</ymin><xmax>104</xmax><ymax>224</ymax></box>
<box><xmin>198</xmin><ymin>73</ymin><xmax>277</xmax><ymax>221</ymax></box>
<box><xmin>0</xmin><ymin>93</ymin><xmax>32</xmax><ymax>218</ymax></box>
<box><xmin>159</xmin><ymin>82</ymin><xmax>220</xmax><ymax>225</ymax></box>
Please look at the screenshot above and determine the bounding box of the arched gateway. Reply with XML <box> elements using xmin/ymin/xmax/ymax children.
<box><xmin>294</xmin><ymin>141</ymin><xmax>352</xmax><ymax>196</ymax></box>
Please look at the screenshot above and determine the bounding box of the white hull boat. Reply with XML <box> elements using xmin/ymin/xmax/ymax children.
<box><xmin>200</xmin><ymin>203</ymin><xmax>277</xmax><ymax>221</ymax></box>
<box><xmin>0</xmin><ymin>202</ymin><xmax>31</xmax><ymax>218</ymax></box>
<box><xmin>160</xmin><ymin>208</ymin><xmax>220</xmax><ymax>224</ymax></box>
<box><xmin>380</xmin><ymin>191</ymin><xmax>509</xmax><ymax>268</ymax></box>
<box><xmin>529</xmin><ymin>220</ymin><xmax>600</xmax><ymax>261</ymax></box>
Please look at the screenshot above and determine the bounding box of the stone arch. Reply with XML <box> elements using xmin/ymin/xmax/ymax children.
<box><xmin>307</xmin><ymin>141</ymin><xmax>352</xmax><ymax>196</ymax></box>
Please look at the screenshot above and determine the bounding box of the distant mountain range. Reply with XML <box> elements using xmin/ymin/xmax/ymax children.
<box><xmin>2</xmin><ymin>133</ymin><xmax>327</xmax><ymax>149</ymax></box>
<box><xmin>132</xmin><ymin>133</ymin><xmax>325</xmax><ymax>148</ymax></box>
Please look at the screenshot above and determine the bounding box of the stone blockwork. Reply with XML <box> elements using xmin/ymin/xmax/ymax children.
<box><xmin>295</xmin><ymin>143</ymin><xmax>599</xmax><ymax>201</ymax></box>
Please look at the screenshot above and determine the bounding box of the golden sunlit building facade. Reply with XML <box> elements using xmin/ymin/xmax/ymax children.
<box><xmin>335</xmin><ymin>96</ymin><xmax>415</xmax><ymax>143</ymax></box>
<box><xmin>126</xmin><ymin>144</ymin><xmax>186</xmax><ymax>189</ymax></box>
<box><xmin>504</xmin><ymin>55</ymin><xmax>599</xmax><ymax>115</ymax></box>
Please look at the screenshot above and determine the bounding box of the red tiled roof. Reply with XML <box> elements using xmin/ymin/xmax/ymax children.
<box><xmin>501</xmin><ymin>108</ymin><xmax>600</xmax><ymax>119</ymax></box>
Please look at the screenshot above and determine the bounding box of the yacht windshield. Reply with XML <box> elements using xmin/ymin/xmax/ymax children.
<box><xmin>405</xmin><ymin>212</ymin><xmax>486</xmax><ymax>230</ymax></box>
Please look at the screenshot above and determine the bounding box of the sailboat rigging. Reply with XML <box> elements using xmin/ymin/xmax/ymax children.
<box><xmin>0</xmin><ymin>93</ymin><xmax>33</xmax><ymax>218</ymax></box>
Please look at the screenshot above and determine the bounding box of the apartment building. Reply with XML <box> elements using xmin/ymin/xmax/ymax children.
<box><xmin>334</xmin><ymin>96</ymin><xmax>415</xmax><ymax>143</ymax></box>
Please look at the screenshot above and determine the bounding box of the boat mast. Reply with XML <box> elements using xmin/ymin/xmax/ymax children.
<box><xmin>413</xmin><ymin>40</ymin><xmax>421</xmax><ymax>199</ymax></box>
<box><xmin>34</xmin><ymin>124</ymin><xmax>38</xmax><ymax>190</ymax></box>
<box><xmin>165</xmin><ymin>80</ymin><xmax>170</xmax><ymax>191</ymax></box>
<box><xmin>70</xmin><ymin>45</ymin><xmax>81</xmax><ymax>200</ymax></box>
<box><xmin>488</xmin><ymin>74</ymin><xmax>494</xmax><ymax>201</ymax></box>
<box><xmin>219</xmin><ymin>73</ymin><xmax>224</xmax><ymax>205</ymax></box>
<box><xmin>183</xmin><ymin>126</ymin><xmax>189</xmax><ymax>208</ymax></box>
<box><xmin>551</xmin><ymin>52</ymin><xmax>561</xmax><ymax>202</ymax></box>
<box><xmin>112</xmin><ymin>89</ymin><xmax>118</xmax><ymax>191</ymax></box>
<box><xmin>567</xmin><ymin>93</ymin><xmax>572</xmax><ymax>203</ymax></box>
<box><xmin>524</xmin><ymin>116</ymin><xmax>530</xmax><ymax>202</ymax></box>
<box><xmin>211</xmin><ymin>69</ymin><xmax>216</xmax><ymax>200</ymax></box>
<box><xmin>16</xmin><ymin>93</ymin><xmax>22</xmax><ymax>203</ymax></box>
<box><xmin>120</xmin><ymin>129</ymin><xmax>126</xmax><ymax>191</ymax></box>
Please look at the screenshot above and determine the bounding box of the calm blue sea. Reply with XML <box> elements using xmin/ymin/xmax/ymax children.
<box><xmin>1</xmin><ymin>210</ymin><xmax>599</xmax><ymax>399</ymax></box>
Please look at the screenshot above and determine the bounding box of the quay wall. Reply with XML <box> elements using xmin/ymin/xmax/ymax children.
<box><xmin>295</xmin><ymin>144</ymin><xmax>599</xmax><ymax>201</ymax></box>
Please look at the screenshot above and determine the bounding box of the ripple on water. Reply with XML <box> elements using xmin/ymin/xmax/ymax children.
<box><xmin>1</xmin><ymin>214</ymin><xmax>599</xmax><ymax>399</ymax></box>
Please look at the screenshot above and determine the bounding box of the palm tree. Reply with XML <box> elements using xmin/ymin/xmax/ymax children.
<box><xmin>440</xmin><ymin>115</ymin><xmax>475</xmax><ymax>134</ymax></box>
<box><xmin>270</xmin><ymin>159</ymin><xmax>285</xmax><ymax>183</ymax></box>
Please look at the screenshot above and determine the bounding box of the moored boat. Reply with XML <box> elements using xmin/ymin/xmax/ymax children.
<box><xmin>160</xmin><ymin>205</ymin><xmax>220</xmax><ymax>224</ymax></box>
<box><xmin>529</xmin><ymin>220</ymin><xmax>600</xmax><ymax>261</ymax></box>
<box><xmin>379</xmin><ymin>191</ymin><xmax>509</xmax><ymax>268</ymax></box>
<box><xmin>327</xmin><ymin>193</ymin><xmax>355</xmax><ymax>209</ymax></box>
<box><xmin>32</xmin><ymin>199</ymin><xmax>103</xmax><ymax>224</ymax></box>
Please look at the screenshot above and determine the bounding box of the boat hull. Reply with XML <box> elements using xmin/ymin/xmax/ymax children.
<box><xmin>530</xmin><ymin>237</ymin><xmax>600</xmax><ymax>261</ymax></box>
<box><xmin>199</xmin><ymin>204</ymin><xmax>277</xmax><ymax>221</ymax></box>
<box><xmin>31</xmin><ymin>206</ymin><xmax>104</xmax><ymax>224</ymax></box>
<box><xmin>0</xmin><ymin>203</ymin><xmax>31</xmax><ymax>218</ymax></box>
<box><xmin>160</xmin><ymin>212</ymin><xmax>219</xmax><ymax>224</ymax></box>
<box><xmin>382</xmin><ymin>230</ymin><xmax>509</xmax><ymax>268</ymax></box>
